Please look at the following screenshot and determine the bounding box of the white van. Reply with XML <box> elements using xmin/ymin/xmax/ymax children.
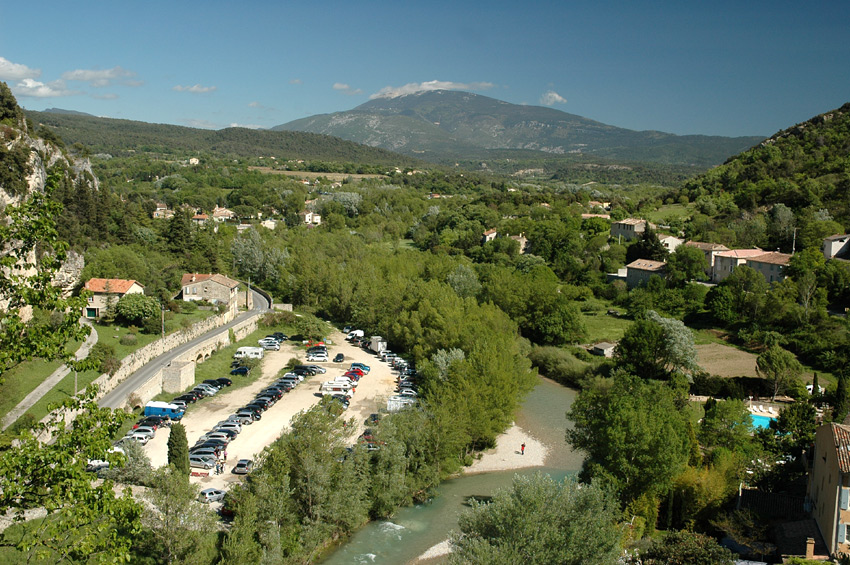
<box><xmin>234</xmin><ymin>346</ymin><xmax>264</xmax><ymax>360</ymax></box>
<box><xmin>346</xmin><ymin>329</ymin><xmax>364</xmax><ymax>340</ymax></box>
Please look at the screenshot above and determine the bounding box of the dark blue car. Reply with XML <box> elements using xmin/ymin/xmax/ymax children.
<box><xmin>231</xmin><ymin>366</ymin><xmax>250</xmax><ymax>376</ymax></box>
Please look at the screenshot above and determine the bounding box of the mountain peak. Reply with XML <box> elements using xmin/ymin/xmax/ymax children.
<box><xmin>274</xmin><ymin>90</ymin><xmax>763</xmax><ymax>167</ymax></box>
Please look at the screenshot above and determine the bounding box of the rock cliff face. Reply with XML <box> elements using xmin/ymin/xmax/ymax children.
<box><xmin>1</xmin><ymin>88</ymin><xmax>90</xmax><ymax>314</ymax></box>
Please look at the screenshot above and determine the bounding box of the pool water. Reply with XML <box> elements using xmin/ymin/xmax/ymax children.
<box><xmin>750</xmin><ymin>413</ymin><xmax>776</xmax><ymax>429</ymax></box>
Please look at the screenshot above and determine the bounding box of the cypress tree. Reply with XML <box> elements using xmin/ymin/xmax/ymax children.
<box><xmin>811</xmin><ymin>372</ymin><xmax>820</xmax><ymax>405</ymax></box>
<box><xmin>167</xmin><ymin>422</ymin><xmax>190</xmax><ymax>477</ymax></box>
<box><xmin>833</xmin><ymin>372</ymin><xmax>849</xmax><ymax>423</ymax></box>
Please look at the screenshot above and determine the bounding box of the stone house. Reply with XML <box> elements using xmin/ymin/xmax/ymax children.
<box><xmin>482</xmin><ymin>229</ymin><xmax>498</xmax><ymax>243</ymax></box>
<box><xmin>611</xmin><ymin>218</ymin><xmax>654</xmax><ymax>242</ymax></box>
<box><xmin>658</xmin><ymin>234</ymin><xmax>684</xmax><ymax>252</ymax></box>
<box><xmin>711</xmin><ymin>248</ymin><xmax>766</xmax><ymax>283</ymax></box>
<box><xmin>808</xmin><ymin>423</ymin><xmax>850</xmax><ymax>557</ymax></box>
<box><xmin>625</xmin><ymin>259</ymin><xmax>666</xmax><ymax>288</ymax></box>
<box><xmin>747</xmin><ymin>251</ymin><xmax>792</xmax><ymax>283</ymax></box>
<box><xmin>83</xmin><ymin>278</ymin><xmax>145</xmax><ymax>319</ymax></box>
<box><xmin>181</xmin><ymin>273</ymin><xmax>240</xmax><ymax>315</ymax></box>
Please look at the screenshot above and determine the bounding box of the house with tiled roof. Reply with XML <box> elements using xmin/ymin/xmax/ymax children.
<box><xmin>625</xmin><ymin>259</ymin><xmax>666</xmax><ymax>288</ymax></box>
<box><xmin>191</xmin><ymin>213</ymin><xmax>209</xmax><ymax>226</ymax></box>
<box><xmin>658</xmin><ymin>234</ymin><xmax>684</xmax><ymax>252</ymax></box>
<box><xmin>152</xmin><ymin>203</ymin><xmax>174</xmax><ymax>219</ymax></box>
<box><xmin>181</xmin><ymin>273</ymin><xmax>240</xmax><ymax>315</ymax></box>
<box><xmin>808</xmin><ymin>423</ymin><xmax>850</xmax><ymax>557</ymax></box>
<box><xmin>712</xmin><ymin>248</ymin><xmax>765</xmax><ymax>283</ymax></box>
<box><xmin>748</xmin><ymin>251</ymin><xmax>792</xmax><ymax>283</ymax></box>
<box><xmin>83</xmin><ymin>278</ymin><xmax>145</xmax><ymax>319</ymax></box>
<box><xmin>211</xmin><ymin>206</ymin><xmax>235</xmax><ymax>222</ymax></box>
<box><xmin>482</xmin><ymin>229</ymin><xmax>498</xmax><ymax>243</ymax></box>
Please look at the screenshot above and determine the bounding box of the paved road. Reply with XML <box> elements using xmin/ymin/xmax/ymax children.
<box><xmin>99</xmin><ymin>289</ymin><xmax>270</xmax><ymax>409</ymax></box>
<box><xmin>1</xmin><ymin>318</ymin><xmax>98</xmax><ymax>431</ymax></box>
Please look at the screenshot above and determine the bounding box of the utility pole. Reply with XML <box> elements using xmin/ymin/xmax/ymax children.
<box><xmin>161</xmin><ymin>301</ymin><xmax>165</xmax><ymax>341</ymax></box>
<box><xmin>792</xmin><ymin>227</ymin><xmax>798</xmax><ymax>255</ymax></box>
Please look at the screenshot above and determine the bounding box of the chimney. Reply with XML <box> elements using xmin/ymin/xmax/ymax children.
<box><xmin>806</xmin><ymin>537</ymin><xmax>815</xmax><ymax>559</ymax></box>
<box><xmin>191</xmin><ymin>274</ymin><xmax>196</xmax><ymax>282</ymax></box>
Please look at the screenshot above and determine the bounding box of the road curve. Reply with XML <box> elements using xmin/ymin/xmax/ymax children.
<box><xmin>98</xmin><ymin>289</ymin><xmax>270</xmax><ymax>409</ymax></box>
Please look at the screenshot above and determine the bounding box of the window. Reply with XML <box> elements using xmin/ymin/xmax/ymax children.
<box><xmin>88</xmin><ymin>296</ymin><xmax>93</xmax><ymax>303</ymax></box>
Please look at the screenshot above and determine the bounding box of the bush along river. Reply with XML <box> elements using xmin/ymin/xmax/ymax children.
<box><xmin>320</xmin><ymin>376</ymin><xmax>582</xmax><ymax>564</ymax></box>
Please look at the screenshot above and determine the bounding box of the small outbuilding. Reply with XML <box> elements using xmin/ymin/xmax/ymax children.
<box><xmin>590</xmin><ymin>342</ymin><xmax>617</xmax><ymax>358</ymax></box>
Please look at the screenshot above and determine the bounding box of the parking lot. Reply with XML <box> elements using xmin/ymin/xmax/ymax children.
<box><xmin>139</xmin><ymin>328</ymin><xmax>399</xmax><ymax>492</ymax></box>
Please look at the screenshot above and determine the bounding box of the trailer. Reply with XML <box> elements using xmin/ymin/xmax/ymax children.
<box><xmin>369</xmin><ymin>336</ymin><xmax>387</xmax><ymax>354</ymax></box>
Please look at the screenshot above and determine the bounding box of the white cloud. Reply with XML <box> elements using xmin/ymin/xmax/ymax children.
<box><xmin>333</xmin><ymin>82</ymin><xmax>363</xmax><ymax>96</ymax></box>
<box><xmin>181</xmin><ymin>118</ymin><xmax>219</xmax><ymax>129</ymax></box>
<box><xmin>173</xmin><ymin>84</ymin><xmax>218</xmax><ymax>94</ymax></box>
<box><xmin>13</xmin><ymin>78</ymin><xmax>78</xmax><ymax>98</ymax></box>
<box><xmin>371</xmin><ymin>80</ymin><xmax>495</xmax><ymax>99</ymax></box>
<box><xmin>92</xmin><ymin>93</ymin><xmax>118</xmax><ymax>100</ymax></box>
<box><xmin>540</xmin><ymin>90</ymin><xmax>567</xmax><ymax>106</ymax></box>
<box><xmin>0</xmin><ymin>57</ymin><xmax>40</xmax><ymax>81</ymax></box>
<box><xmin>289</xmin><ymin>78</ymin><xmax>302</xmax><ymax>85</ymax></box>
<box><xmin>248</xmin><ymin>101</ymin><xmax>275</xmax><ymax>112</ymax></box>
<box><xmin>229</xmin><ymin>122</ymin><xmax>263</xmax><ymax>129</ymax></box>
<box><xmin>62</xmin><ymin>66</ymin><xmax>134</xmax><ymax>87</ymax></box>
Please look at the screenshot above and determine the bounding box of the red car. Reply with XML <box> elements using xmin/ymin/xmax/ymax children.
<box><xmin>347</xmin><ymin>367</ymin><xmax>365</xmax><ymax>377</ymax></box>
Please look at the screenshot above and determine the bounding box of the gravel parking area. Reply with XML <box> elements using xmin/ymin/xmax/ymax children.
<box><xmin>140</xmin><ymin>329</ymin><xmax>399</xmax><ymax>492</ymax></box>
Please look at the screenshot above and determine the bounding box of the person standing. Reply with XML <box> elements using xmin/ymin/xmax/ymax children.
<box><xmin>521</xmin><ymin>443</ymin><xmax>526</xmax><ymax>455</ymax></box>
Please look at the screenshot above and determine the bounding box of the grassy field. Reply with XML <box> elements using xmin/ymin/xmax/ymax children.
<box><xmin>580</xmin><ymin>299</ymin><xmax>632</xmax><ymax>344</ymax></box>
<box><xmin>644</xmin><ymin>203</ymin><xmax>692</xmax><ymax>223</ymax></box>
<box><xmin>3</xmin><ymin>310</ymin><xmax>218</xmax><ymax>432</ymax></box>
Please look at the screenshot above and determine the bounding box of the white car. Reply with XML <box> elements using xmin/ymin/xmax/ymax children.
<box><xmin>307</xmin><ymin>355</ymin><xmax>328</xmax><ymax>362</ymax></box>
<box><xmin>124</xmin><ymin>432</ymin><xmax>150</xmax><ymax>445</ymax></box>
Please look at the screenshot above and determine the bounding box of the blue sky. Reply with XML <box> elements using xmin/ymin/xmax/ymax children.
<box><xmin>1</xmin><ymin>0</ymin><xmax>847</xmax><ymax>137</ymax></box>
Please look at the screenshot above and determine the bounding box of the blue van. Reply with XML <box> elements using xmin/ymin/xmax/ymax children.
<box><xmin>144</xmin><ymin>401</ymin><xmax>185</xmax><ymax>420</ymax></box>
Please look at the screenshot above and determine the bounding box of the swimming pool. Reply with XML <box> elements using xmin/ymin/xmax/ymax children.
<box><xmin>750</xmin><ymin>413</ymin><xmax>776</xmax><ymax>429</ymax></box>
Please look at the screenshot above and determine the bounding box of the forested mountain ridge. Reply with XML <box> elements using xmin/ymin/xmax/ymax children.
<box><xmin>681</xmin><ymin>102</ymin><xmax>850</xmax><ymax>223</ymax></box>
<box><xmin>24</xmin><ymin>110</ymin><xmax>422</xmax><ymax>167</ymax></box>
<box><xmin>274</xmin><ymin>90</ymin><xmax>765</xmax><ymax>167</ymax></box>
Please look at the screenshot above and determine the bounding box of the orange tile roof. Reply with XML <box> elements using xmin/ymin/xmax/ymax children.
<box><xmin>830</xmin><ymin>423</ymin><xmax>850</xmax><ymax>474</ymax></box>
<box><xmin>715</xmin><ymin>248</ymin><xmax>765</xmax><ymax>259</ymax></box>
<box><xmin>84</xmin><ymin>278</ymin><xmax>143</xmax><ymax>294</ymax></box>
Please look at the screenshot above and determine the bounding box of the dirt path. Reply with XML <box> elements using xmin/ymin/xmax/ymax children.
<box><xmin>140</xmin><ymin>329</ymin><xmax>398</xmax><ymax>492</ymax></box>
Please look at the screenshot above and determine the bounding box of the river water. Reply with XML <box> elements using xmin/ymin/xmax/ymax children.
<box><xmin>320</xmin><ymin>377</ymin><xmax>582</xmax><ymax>564</ymax></box>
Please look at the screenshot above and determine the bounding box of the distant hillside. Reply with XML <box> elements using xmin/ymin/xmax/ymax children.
<box><xmin>24</xmin><ymin>110</ymin><xmax>421</xmax><ymax>166</ymax></box>
<box><xmin>273</xmin><ymin>90</ymin><xmax>764</xmax><ymax>168</ymax></box>
<box><xmin>42</xmin><ymin>107</ymin><xmax>96</xmax><ymax>117</ymax></box>
<box><xmin>681</xmin><ymin>102</ymin><xmax>850</xmax><ymax>220</ymax></box>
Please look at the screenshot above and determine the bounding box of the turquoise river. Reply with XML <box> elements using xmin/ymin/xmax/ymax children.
<box><xmin>320</xmin><ymin>376</ymin><xmax>582</xmax><ymax>564</ymax></box>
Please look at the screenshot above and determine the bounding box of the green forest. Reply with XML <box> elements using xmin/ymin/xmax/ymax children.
<box><xmin>2</xmin><ymin>81</ymin><xmax>850</xmax><ymax>563</ymax></box>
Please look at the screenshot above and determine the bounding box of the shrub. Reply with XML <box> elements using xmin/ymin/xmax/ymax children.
<box><xmin>262</xmin><ymin>311</ymin><xmax>296</xmax><ymax>327</ymax></box>
<box><xmin>119</xmin><ymin>333</ymin><xmax>137</xmax><ymax>347</ymax></box>
<box><xmin>528</xmin><ymin>346</ymin><xmax>590</xmax><ymax>388</ymax></box>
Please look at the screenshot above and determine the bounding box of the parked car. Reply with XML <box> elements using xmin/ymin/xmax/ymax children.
<box><xmin>199</xmin><ymin>488</ymin><xmax>226</xmax><ymax>503</ymax></box>
<box><xmin>236</xmin><ymin>409</ymin><xmax>261</xmax><ymax>421</ymax></box>
<box><xmin>202</xmin><ymin>379</ymin><xmax>223</xmax><ymax>389</ymax></box>
<box><xmin>350</xmin><ymin>362</ymin><xmax>370</xmax><ymax>373</ymax></box>
<box><xmin>305</xmin><ymin>364</ymin><xmax>326</xmax><ymax>374</ymax></box>
<box><xmin>231</xmin><ymin>412</ymin><xmax>256</xmax><ymax>425</ymax></box>
<box><xmin>194</xmin><ymin>438</ymin><xmax>228</xmax><ymax>448</ymax></box>
<box><xmin>128</xmin><ymin>426</ymin><xmax>156</xmax><ymax>438</ymax></box>
<box><xmin>231</xmin><ymin>366</ymin><xmax>250</xmax><ymax>376</ymax></box>
<box><xmin>333</xmin><ymin>353</ymin><xmax>345</xmax><ymax>363</ymax></box>
<box><xmin>124</xmin><ymin>432</ymin><xmax>150</xmax><ymax>445</ymax></box>
<box><xmin>215</xmin><ymin>377</ymin><xmax>233</xmax><ymax>387</ymax></box>
<box><xmin>260</xmin><ymin>342</ymin><xmax>280</xmax><ymax>351</ymax></box>
<box><xmin>272</xmin><ymin>332</ymin><xmax>287</xmax><ymax>341</ymax></box>
<box><xmin>245</xmin><ymin>402</ymin><xmax>269</xmax><ymax>413</ymax></box>
<box><xmin>307</xmin><ymin>354</ymin><xmax>328</xmax><ymax>362</ymax></box>
<box><xmin>232</xmin><ymin>459</ymin><xmax>254</xmax><ymax>475</ymax></box>
<box><xmin>215</xmin><ymin>421</ymin><xmax>241</xmax><ymax>433</ymax></box>
<box><xmin>189</xmin><ymin>455</ymin><xmax>216</xmax><ymax>469</ymax></box>
<box><xmin>171</xmin><ymin>400</ymin><xmax>188</xmax><ymax>409</ymax></box>
<box><xmin>189</xmin><ymin>448</ymin><xmax>219</xmax><ymax>459</ymax></box>
<box><xmin>204</xmin><ymin>429</ymin><xmax>237</xmax><ymax>440</ymax></box>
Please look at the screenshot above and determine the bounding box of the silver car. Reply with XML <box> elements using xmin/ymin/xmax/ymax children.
<box><xmin>189</xmin><ymin>455</ymin><xmax>216</xmax><ymax>470</ymax></box>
